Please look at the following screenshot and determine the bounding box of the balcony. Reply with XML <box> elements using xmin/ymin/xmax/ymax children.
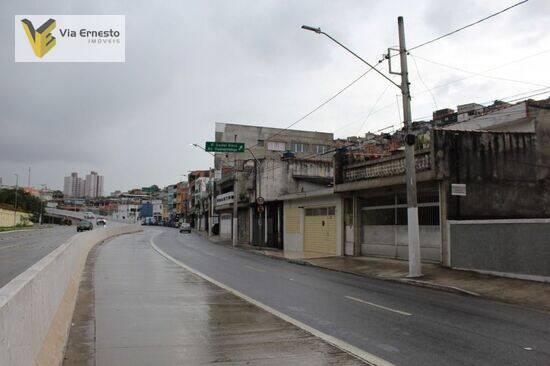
<box><xmin>343</xmin><ymin>149</ymin><xmax>432</xmax><ymax>183</ymax></box>
<box><xmin>215</xmin><ymin>191</ymin><xmax>234</xmax><ymax>207</ymax></box>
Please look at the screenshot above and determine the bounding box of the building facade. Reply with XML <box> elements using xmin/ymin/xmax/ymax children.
<box><xmin>84</xmin><ymin>171</ymin><xmax>104</xmax><ymax>198</ymax></box>
<box><xmin>332</xmin><ymin>102</ymin><xmax>550</xmax><ymax>281</ymax></box>
<box><xmin>63</xmin><ymin>172</ymin><xmax>85</xmax><ymax>198</ymax></box>
<box><xmin>213</xmin><ymin>123</ymin><xmax>335</xmax><ymax>248</ymax></box>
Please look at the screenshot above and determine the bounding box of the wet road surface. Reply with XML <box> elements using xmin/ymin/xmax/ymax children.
<box><xmin>0</xmin><ymin>226</ymin><xmax>76</xmax><ymax>288</ymax></box>
<box><xmin>64</xmin><ymin>230</ymin><xmax>363</xmax><ymax>365</ymax></box>
<box><xmin>151</xmin><ymin>227</ymin><xmax>550</xmax><ymax>366</ymax></box>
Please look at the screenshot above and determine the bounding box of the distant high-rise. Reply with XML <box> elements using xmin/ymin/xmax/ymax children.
<box><xmin>63</xmin><ymin>171</ymin><xmax>104</xmax><ymax>198</ymax></box>
<box><xmin>63</xmin><ymin>172</ymin><xmax>84</xmax><ymax>198</ymax></box>
<box><xmin>84</xmin><ymin>171</ymin><xmax>104</xmax><ymax>198</ymax></box>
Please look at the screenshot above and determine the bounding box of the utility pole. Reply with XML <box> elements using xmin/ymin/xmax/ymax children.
<box><xmin>301</xmin><ymin>17</ymin><xmax>422</xmax><ymax>277</ymax></box>
<box><xmin>232</xmin><ymin>135</ymin><xmax>238</xmax><ymax>247</ymax></box>
<box><xmin>13</xmin><ymin>174</ymin><xmax>19</xmax><ymax>227</ymax></box>
<box><xmin>397</xmin><ymin>16</ymin><xmax>422</xmax><ymax>277</ymax></box>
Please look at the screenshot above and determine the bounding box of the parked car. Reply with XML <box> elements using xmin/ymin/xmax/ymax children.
<box><xmin>96</xmin><ymin>218</ymin><xmax>107</xmax><ymax>226</ymax></box>
<box><xmin>179</xmin><ymin>222</ymin><xmax>191</xmax><ymax>233</ymax></box>
<box><xmin>83</xmin><ymin>212</ymin><xmax>95</xmax><ymax>220</ymax></box>
<box><xmin>77</xmin><ymin>220</ymin><xmax>94</xmax><ymax>232</ymax></box>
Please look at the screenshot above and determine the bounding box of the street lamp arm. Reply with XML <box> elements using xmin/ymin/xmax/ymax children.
<box><xmin>301</xmin><ymin>25</ymin><xmax>401</xmax><ymax>90</ymax></box>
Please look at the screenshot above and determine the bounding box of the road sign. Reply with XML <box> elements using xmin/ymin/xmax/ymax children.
<box><xmin>257</xmin><ymin>205</ymin><xmax>264</xmax><ymax>213</ymax></box>
<box><xmin>256</xmin><ymin>196</ymin><xmax>264</xmax><ymax>205</ymax></box>
<box><xmin>451</xmin><ymin>183</ymin><xmax>467</xmax><ymax>196</ymax></box>
<box><xmin>205</xmin><ymin>141</ymin><xmax>245</xmax><ymax>153</ymax></box>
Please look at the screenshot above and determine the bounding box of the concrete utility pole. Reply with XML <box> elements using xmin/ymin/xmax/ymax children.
<box><xmin>301</xmin><ymin>15</ymin><xmax>422</xmax><ymax>277</ymax></box>
<box><xmin>13</xmin><ymin>173</ymin><xmax>19</xmax><ymax>227</ymax></box>
<box><xmin>397</xmin><ymin>16</ymin><xmax>422</xmax><ymax>277</ymax></box>
<box><xmin>232</xmin><ymin>135</ymin><xmax>238</xmax><ymax>247</ymax></box>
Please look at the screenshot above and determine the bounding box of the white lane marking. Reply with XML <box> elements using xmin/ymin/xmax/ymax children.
<box><xmin>149</xmin><ymin>233</ymin><xmax>393</xmax><ymax>366</ymax></box>
<box><xmin>244</xmin><ymin>265</ymin><xmax>265</xmax><ymax>272</ymax></box>
<box><xmin>346</xmin><ymin>296</ymin><xmax>412</xmax><ymax>316</ymax></box>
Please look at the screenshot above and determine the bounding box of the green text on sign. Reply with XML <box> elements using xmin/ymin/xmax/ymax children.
<box><xmin>205</xmin><ymin>141</ymin><xmax>245</xmax><ymax>152</ymax></box>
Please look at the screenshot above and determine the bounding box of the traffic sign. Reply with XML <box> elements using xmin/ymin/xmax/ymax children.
<box><xmin>256</xmin><ymin>196</ymin><xmax>264</xmax><ymax>205</ymax></box>
<box><xmin>205</xmin><ymin>141</ymin><xmax>245</xmax><ymax>153</ymax></box>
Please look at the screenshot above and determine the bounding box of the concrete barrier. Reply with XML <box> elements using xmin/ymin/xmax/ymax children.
<box><xmin>0</xmin><ymin>224</ymin><xmax>142</xmax><ymax>366</ymax></box>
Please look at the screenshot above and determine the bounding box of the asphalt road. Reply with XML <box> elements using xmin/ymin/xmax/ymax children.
<box><xmin>151</xmin><ymin>227</ymin><xmax>550</xmax><ymax>366</ymax></box>
<box><xmin>0</xmin><ymin>226</ymin><xmax>77</xmax><ymax>288</ymax></box>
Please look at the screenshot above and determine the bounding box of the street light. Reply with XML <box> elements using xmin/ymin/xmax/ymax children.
<box><xmin>302</xmin><ymin>18</ymin><xmax>422</xmax><ymax>277</ymax></box>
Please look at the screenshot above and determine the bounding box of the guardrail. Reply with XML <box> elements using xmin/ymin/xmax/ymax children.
<box><xmin>0</xmin><ymin>224</ymin><xmax>142</xmax><ymax>366</ymax></box>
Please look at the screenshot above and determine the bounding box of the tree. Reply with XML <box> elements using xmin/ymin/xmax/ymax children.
<box><xmin>0</xmin><ymin>188</ymin><xmax>44</xmax><ymax>222</ymax></box>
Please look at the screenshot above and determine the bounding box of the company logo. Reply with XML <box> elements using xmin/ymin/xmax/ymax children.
<box><xmin>15</xmin><ymin>15</ymin><xmax>125</xmax><ymax>63</ymax></box>
<box><xmin>21</xmin><ymin>18</ymin><xmax>56</xmax><ymax>58</ymax></box>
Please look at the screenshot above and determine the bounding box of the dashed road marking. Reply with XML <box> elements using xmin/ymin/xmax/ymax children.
<box><xmin>245</xmin><ymin>265</ymin><xmax>265</xmax><ymax>272</ymax></box>
<box><xmin>346</xmin><ymin>296</ymin><xmax>412</xmax><ymax>316</ymax></box>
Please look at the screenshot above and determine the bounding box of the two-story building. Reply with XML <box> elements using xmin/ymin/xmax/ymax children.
<box><xmin>213</xmin><ymin>122</ymin><xmax>335</xmax><ymax>248</ymax></box>
<box><xmin>333</xmin><ymin>98</ymin><xmax>550</xmax><ymax>281</ymax></box>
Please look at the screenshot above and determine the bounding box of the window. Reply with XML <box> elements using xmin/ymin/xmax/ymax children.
<box><xmin>257</xmin><ymin>139</ymin><xmax>264</xmax><ymax>146</ymax></box>
<box><xmin>293</xmin><ymin>142</ymin><xmax>307</xmax><ymax>153</ymax></box>
<box><xmin>305</xmin><ymin>206</ymin><xmax>335</xmax><ymax>216</ymax></box>
<box><xmin>267</xmin><ymin>141</ymin><xmax>286</xmax><ymax>151</ymax></box>
<box><xmin>316</xmin><ymin>145</ymin><xmax>328</xmax><ymax>154</ymax></box>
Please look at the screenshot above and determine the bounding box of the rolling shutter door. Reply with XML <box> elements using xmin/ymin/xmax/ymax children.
<box><xmin>304</xmin><ymin>206</ymin><xmax>337</xmax><ymax>255</ymax></box>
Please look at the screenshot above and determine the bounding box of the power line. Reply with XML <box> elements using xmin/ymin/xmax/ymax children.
<box><xmin>409</xmin><ymin>0</ymin><xmax>529</xmax><ymax>51</ymax></box>
<box><xmin>355</xmin><ymin>85</ymin><xmax>390</xmax><ymax>135</ymax></box>
<box><xmin>410</xmin><ymin>53</ymin><xmax>549</xmax><ymax>89</ymax></box>
<box><xmin>334</xmin><ymin>49</ymin><xmax>550</xmax><ymax>135</ymax></box>
<box><xmin>410</xmin><ymin>55</ymin><xmax>438</xmax><ymax>110</ymax></box>
<box><xmin>248</xmin><ymin>60</ymin><xmax>384</xmax><ymax>149</ymax></box>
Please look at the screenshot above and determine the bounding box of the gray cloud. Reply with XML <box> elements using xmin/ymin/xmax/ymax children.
<box><xmin>1</xmin><ymin>0</ymin><xmax>549</xmax><ymax>191</ymax></box>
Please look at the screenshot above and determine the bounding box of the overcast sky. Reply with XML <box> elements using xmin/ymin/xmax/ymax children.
<box><xmin>1</xmin><ymin>0</ymin><xmax>549</xmax><ymax>193</ymax></box>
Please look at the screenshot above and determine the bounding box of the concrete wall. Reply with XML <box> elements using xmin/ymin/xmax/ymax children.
<box><xmin>259</xmin><ymin>159</ymin><xmax>334</xmax><ymax>201</ymax></box>
<box><xmin>361</xmin><ymin>225</ymin><xmax>441</xmax><ymax>263</ymax></box>
<box><xmin>283</xmin><ymin>194</ymin><xmax>342</xmax><ymax>255</ymax></box>
<box><xmin>0</xmin><ymin>208</ymin><xmax>32</xmax><ymax>227</ymax></box>
<box><xmin>0</xmin><ymin>224</ymin><xmax>141</xmax><ymax>366</ymax></box>
<box><xmin>433</xmin><ymin>129</ymin><xmax>550</xmax><ymax>219</ymax></box>
<box><xmin>449</xmin><ymin>219</ymin><xmax>550</xmax><ymax>282</ymax></box>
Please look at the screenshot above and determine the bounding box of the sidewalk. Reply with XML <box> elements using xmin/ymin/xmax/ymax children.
<box><xmin>197</xmin><ymin>231</ymin><xmax>550</xmax><ymax>313</ymax></box>
<box><xmin>63</xmin><ymin>231</ymin><xmax>364</xmax><ymax>365</ymax></box>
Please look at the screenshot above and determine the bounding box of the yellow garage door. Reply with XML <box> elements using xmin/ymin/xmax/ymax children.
<box><xmin>304</xmin><ymin>206</ymin><xmax>337</xmax><ymax>255</ymax></box>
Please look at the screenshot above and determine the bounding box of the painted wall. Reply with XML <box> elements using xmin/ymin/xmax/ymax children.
<box><xmin>449</xmin><ymin>220</ymin><xmax>550</xmax><ymax>282</ymax></box>
<box><xmin>0</xmin><ymin>208</ymin><xmax>32</xmax><ymax>227</ymax></box>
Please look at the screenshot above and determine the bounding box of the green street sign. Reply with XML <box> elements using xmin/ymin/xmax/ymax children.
<box><xmin>205</xmin><ymin>141</ymin><xmax>245</xmax><ymax>153</ymax></box>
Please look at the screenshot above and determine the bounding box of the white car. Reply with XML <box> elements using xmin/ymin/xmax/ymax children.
<box><xmin>83</xmin><ymin>212</ymin><xmax>96</xmax><ymax>220</ymax></box>
<box><xmin>179</xmin><ymin>222</ymin><xmax>191</xmax><ymax>233</ymax></box>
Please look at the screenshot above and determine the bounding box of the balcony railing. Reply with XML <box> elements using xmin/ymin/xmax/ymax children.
<box><xmin>343</xmin><ymin>150</ymin><xmax>432</xmax><ymax>183</ymax></box>
<box><xmin>215</xmin><ymin>191</ymin><xmax>234</xmax><ymax>206</ymax></box>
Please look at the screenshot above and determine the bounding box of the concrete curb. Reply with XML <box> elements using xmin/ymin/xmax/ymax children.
<box><xmin>194</xmin><ymin>231</ymin><xmax>480</xmax><ymax>298</ymax></box>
